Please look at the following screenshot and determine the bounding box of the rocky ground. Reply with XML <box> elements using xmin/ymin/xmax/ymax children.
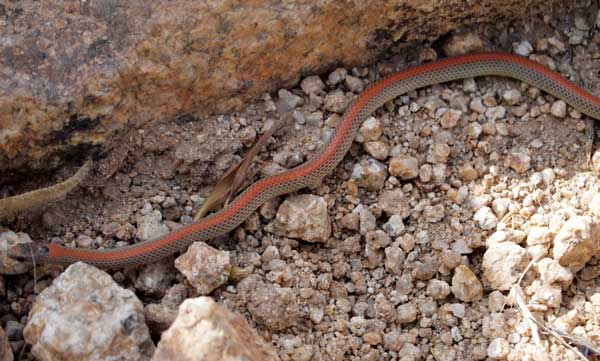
<box><xmin>1</xmin><ymin>8</ymin><xmax>600</xmax><ymax>361</ymax></box>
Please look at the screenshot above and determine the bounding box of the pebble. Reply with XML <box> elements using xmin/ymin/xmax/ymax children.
<box><xmin>427</xmin><ymin>279</ymin><xmax>451</xmax><ymax>300</ymax></box>
<box><xmin>324</xmin><ymin>89</ymin><xmax>351</xmax><ymax>113</ymax></box>
<box><xmin>469</xmin><ymin>98</ymin><xmax>486</xmax><ymax>114</ymax></box>
<box><xmin>442</xmin><ymin>33</ymin><xmax>484</xmax><ymax>56</ymax></box>
<box><xmin>505</xmin><ymin>152</ymin><xmax>531</xmax><ymax>173</ymax></box>
<box><xmin>439</xmin><ymin>109</ymin><xmax>461</xmax><ymax>128</ymax></box>
<box><xmin>532</xmin><ymin>284</ymin><xmax>562</xmax><ymax>308</ymax></box>
<box><xmin>389</xmin><ymin>155</ymin><xmax>419</xmax><ymax>180</ymax></box>
<box><xmin>473</xmin><ymin>206</ymin><xmax>498</xmax><ymax>230</ymax></box>
<box><xmin>451</xmin><ymin>265</ymin><xmax>483</xmax><ymax>302</ymax></box>
<box><xmin>382</xmin><ymin>215</ymin><xmax>405</xmax><ymax>237</ymax></box>
<box><xmin>486</xmin><ymin>229</ymin><xmax>526</xmax><ymax>246</ymax></box>
<box><xmin>550</xmin><ymin>100</ymin><xmax>567</xmax><ymax>118</ymax></box>
<box><xmin>378</xmin><ymin>189</ymin><xmax>411</xmax><ymax>219</ymax></box>
<box><xmin>175</xmin><ymin>242</ymin><xmax>231</xmax><ymax>295</ymax></box>
<box><xmin>431</xmin><ymin>143</ymin><xmax>451</xmax><ymax>163</ymax></box>
<box><xmin>384</xmin><ymin>246</ymin><xmax>406</xmax><ymax>275</ymax></box>
<box><xmin>458</xmin><ymin>163</ymin><xmax>478</xmax><ymax>182</ymax></box>
<box><xmin>300</xmin><ymin>75</ymin><xmax>325</xmax><ymax>95</ymax></box>
<box><xmin>327</xmin><ymin>68</ymin><xmax>347</xmax><ymax>85</ymax></box>
<box><xmin>136</xmin><ymin>210</ymin><xmax>170</xmax><ymax>242</ymax></box>
<box><xmin>552</xmin><ymin>216</ymin><xmax>600</xmax><ymax>272</ymax></box>
<box><xmin>265</xmin><ymin>195</ymin><xmax>331</xmax><ymax>243</ymax></box>
<box><xmin>24</xmin><ymin>263</ymin><xmax>154</xmax><ymax>360</ymax></box>
<box><xmin>357</xmin><ymin>116</ymin><xmax>383</xmax><ymax>142</ymax></box>
<box><xmin>0</xmin><ymin>231</ymin><xmax>33</xmax><ymax>275</ymax></box>
<box><xmin>488</xmin><ymin>291</ymin><xmax>506</xmax><ymax>312</ymax></box>
<box><xmin>151</xmin><ymin>297</ymin><xmax>279</xmax><ymax>361</ymax></box>
<box><xmin>351</xmin><ymin>158</ymin><xmax>388</xmax><ymax>191</ymax></box>
<box><xmin>238</xmin><ymin>275</ymin><xmax>301</xmax><ymax>331</ymax></box>
<box><xmin>396</xmin><ymin>303</ymin><xmax>418</xmax><ymax>324</ymax></box>
<box><xmin>344</xmin><ymin>75</ymin><xmax>364</xmax><ymax>93</ymax></box>
<box><xmin>525</xmin><ymin>227</ymin><xmax>553</xmax><ymax>246</ymax></box>
<box><xmin>482</xmin><ymin>243</ymin><xmax>530</xmax><ymax>290</ymax></box>
<box><xmin>466</xmin><ymin>122</ymin><xmax>482</xmax><ymax>139</ymax></box>
<box><xmin>278</xmin><ymin>88</ymin><xmax>303</xmax><ymax>109</ymax></box>
<box><xmin>502</xmin><ymin>89</ymin><xmax>521</xmax><ymax>105</ymax></box>
<box><xmin>487</xmin><ymin>338</ymin><xmax>510</xmax><ymax>359</ymax></box>
<box><xmin>363</xmin><ymin>141</ymin><xmax>390</xmax><ymax>160</ymax></box>
<box><xmin>144</xmin><ymin>284</ymin><xmax>189</xmax><ymax>334</ymax></box>
<box><xmin>514</xmin><ymin>40</ymin><xmax>533</xmax><ymax>56</ymax></box>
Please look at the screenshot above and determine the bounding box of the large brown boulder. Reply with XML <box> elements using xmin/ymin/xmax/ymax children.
<box><xmin>0</xmin><ymin>0</ymin><xmax>573</xmax><ymax>172</ymax></box>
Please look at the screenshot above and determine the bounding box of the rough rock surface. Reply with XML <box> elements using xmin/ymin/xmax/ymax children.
<box><xmin>24</xmin><ymin>262</ymin><xmax>154</xmax><ymax>361</ymax></box>
<box><xmin>0</xmin><ymin>231</ymin><xmax>32</xmax><ymax>275</ymax></box>
<box><xmin>265</xmin><ymin>194</ymin><xmax>331</xmax><ymax>243</ymax></box>
<box><xmin>0</xmin><ymin>0</ymin><xmax>573</xmax><ymax>173</ymax></box>
<box><xmin>174</xmin><ymin>241</ymin><xmax>231</xmax><ymax>295</ymax></box>
<box><xmin>151</xmin><ymin>297</ymin><xmax>280</xmax><ymax>361</ymax></box>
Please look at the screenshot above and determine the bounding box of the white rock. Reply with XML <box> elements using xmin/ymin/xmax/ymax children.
<box><xmin>535</xmin><ymin>258</ymin><xmax>573</xmax><ymax>286</ymax></box>
<box><xmin>486</xmin><ymin>229</ymin><xmax>526</xmax><ymax>246</ymax></box>
<box><xmin>487</xmin><ymin>338</ymin><xmax>510</xmax><ymax>359</ymax></box>
<box><xmin>451</xmin><ymin>265</ymin><xmax>483</xmax><ymax>302</ymax></box>
<box><xmin>136</xmin><ymin>210</ymin><xmax>170</xmax><ymax>242</ymax></box>
<box><xmin>550</xmin><ymin>100</ymin><xmax>567</xmax><ymax>118</ymax></box>
<box><xmin>351</xmin><ymin>158</ymin><xmax>388</xmax><ymax>191</ymax></box>
<box><xmin>473</xmin><ymin>206</ymin><xmax>498</xmax><ymax>230</ymax></box>
<box><xmin>266</xmin><ymin>195</ymin><xmax>331</xmax><ymax>243</ymax></box>
<box><xmin>175</xmin><ymin>242</ymin><xmax>231</xmax><ymax>295</ymax></box>
<box><xmin>532</xmin><ymin>284</ymin><xmax>562</xmax><ymax>308</ymax></box>
<box><xmin>152</xmin><ymin>297</ymin><xmax>279</xmax><ymax>361</ymax></box>
<box><xmin>24</xmin><ymin>263</ymin><xmax>154</xmax><ymax>361</ymax></box>
<box><xmin>553</xmin><ymin>216</ymin><xmax>600</xmax><ymax>272</ymax></box>
<box><xmin>300</xmin><ymin>75</ymin><xmax>325</xmax><ymax>95</ymax></box>
<box><xmin>526</xmin><ymin>227</ymin><xmax>553</xmax><ymax>246</ymax></box>
<box><xmin>482</xmin><ymin>243</ymin><xmax>530</xmax><ymax>290</ymax></box>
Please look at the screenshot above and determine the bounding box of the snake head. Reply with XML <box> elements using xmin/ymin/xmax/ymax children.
<box><xmin>7</xmin><ymin>243</ymin><xmax>50</xmax><ymax>263</ymax></box>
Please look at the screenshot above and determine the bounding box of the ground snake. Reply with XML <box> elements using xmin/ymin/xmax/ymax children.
<box><xmin>8</xmin><ymin>52</ymin><xmax>600</xmax><ymax>268</ymax></box>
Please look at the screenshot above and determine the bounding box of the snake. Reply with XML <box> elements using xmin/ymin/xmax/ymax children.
<box><xmin>8</xmin><ymin>52</ymin><xmax>600</xmax><ymax>268</ymax></box>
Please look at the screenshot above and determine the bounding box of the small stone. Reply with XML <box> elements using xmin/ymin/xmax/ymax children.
<box><xmin>363</xmin><ymin>141</ymin><xmax>390</xmax><ymax>160</ymax></box>
<box><xmin>396</xmin><ymin>303</ymin><xmax>418</xmax><ymax>324</ymax></box>
<box><xmin>486</xmin><ymin>229</ymin><xmax>527</xmax><ymax>246</ymax></box>
<box><xmin>239</xmin><ymin>126</ymin><xmax>257</xmax><ymax>146</ymax></box>
<box><xmin>485</xmin><ymin>106</ymin><xmax>506</xmax><ymax>121</ymax></box>
<box><xmin>535</xmin><ymin>258</ymin><xmax>573</xmax><ymax>286</ymax></box>
<box><xmin>384</xmin><ymin>246</ymin><xmax>406</xmax><ymax>275</ymax></box>
<box><xmin>24</xmin><ymin>263</ymin><xmax>154</xmax><ymax>361</ymax></box>
<box><xmin>532</xmin><ymin>284</ymin><xmax>562</xmax><ymax>308</ymax></box>
<box><xmin>458</xmin><ymin>164</ymin><xmax>478</xmax><ymax>182</ymax></box>
<box><xmin>152</xmin><ymin>297</ymin><xmax>279</xmax><ymax>361</ymax></box>
<box><xmin>175</xmin><ymin>242</ymin><xmax>231</xmax><ymax>295</ymax></box>
<box><xmin>514</xmin><ymin>40</ymin><xmax>533</xmax><ymax>56</ymax></box>
<box><xmin>389</xmin><ymin>155</ymin><xmax>419</xmax><ymax>180</ymax></box>
<box><xmin>339</xmin><ymin>213</ymin><xmax>360</xmax><ymax>231</ymax></box>
<box><xmin>505</xmin><ymin>152</ymin><xmax>531</xmax><ymax>173</ymax></box>
<box><xmin>491</xmin><ymin>198</ymin><xmax>510</xmax><ymax>219</ymax></box>
<box><xmin>357</xmin><ymin>117</ymin><xmax>383</xmax><ymax>142</ymax></box>
<box><xmin>488</xmin><ymin>291</ymin><xmax>506</xmax><ymax>312</ymax></box>
<box><xmin>144</xmin><ymin>284</ymin><xmax>189</xmax><ymax>334</ymax></box>
<box><xmin>469</xmin><ymin>98</ymin><xmax>486</xmax><ymax>114</ymax></box>
<box><xmin>502</xmin><ymin>89</ymin><xmax>521</xmax><ymax>105</ymax></box>
<box><xmin>419</xmin><ymin>164</ymin><xmax>433</xmax><ymax>182</ymax></box>
<box><xmin>448</xmin><ymin>303</ymin><xmax>465</xmax><ymax>318</ymax></box>
<box><xmin>324</xmin><ymin>89</ymin><xmax>351</xmax><ymax>113</ymax></box>
<box><xmin>553</xmin><ymin>216</ymin><xmax>600</xmax><ymax>272</ymax></box>
<box><xmin>351</xmin><ymin>158</ymin><xmax>388</xmax><ymax>191</ymax></box>
<box><xmin>344</xmin><ymin>75</ymin><xmax>364</xmax><ymax>93</ymax></box>
<box><xmin>487</xmin><ymin>338</ymin><xmax>510</xmax><ymax>359</ymax></box>
<box><xmin>451</xmin><ymin>265</ymin><xmax>483</xmax><ymax>302</ymax></box>
<box><xmin>238</xmin><ymin>275</ymin><xmax>301</xmax><ymax>331</ymax></box>
<box><xmin>431</xmin><ymin>143</ymin><xmax>451</xmax><ymax>163</ymax></box>
<box><xmin>466</xmin><ymin>122</ymin><xmax>482</xmax><ymax>139</ymax></box>
<box><xmin>136</xmin><ymin>210</ymin><xmax>170</xmax><ymax>242</ymax></box>
<box><xmin>526</xmin><ymin>227</ymin><xmax>553</xmax><ymax>246</ymax></box>
<box><xmin>382</xmin><ymin>215</ymin><xmax>405</xmax><ymax>237</ymax></box>
<box><xmin>427</xmin><ymin>279</ymin><xmax>451</xmax><ymax>300</ymax></box>
<box><xmin>423</xmin><ymin>205</ymin><xmax>445</xmax><ymax>223</ymax></box>
<box><xmin>366</xmin><ymin>230</ymin><xmax>391</xmax><ymax>249</ymax></box>
<box><xmin>300</xmin><ymin>76</ymin><xmax>325</xmax><ymax>95</ymax></box>
<box><xmin>277</xmin><ymin>88</ymin><xmax>303</xmax><ymax>109</ymax></box>
<box><xmin>550</xmin><ymin>100</ymin><xmax>567</xmax><ymax>118</ymax></box>
<box><xmin>327</xmin><ymin>68</ymin><xmax>347</xmax><ymax>85</ymax></box>
<box><xmin>0</xmin><ymin>231</ymin><xmax>33</xmax><ymax>275</ymax></box>
<box><xmin>473</xmin><ymin>206</ymin><xmax>498</xmax><ymax>230</ymax></box>
<box><xmin>266</xmin><ymin>195</ymin><xmax>331</xmax><ymax>243</ymax></box>
<box><xmin>378</xmin><ymin>189</ymin><xmax>411</xmax><ymax>219</ymax></box>
<box><xmin>482</xmin><ymin>243</ymin><xmax>530</xmax><ymax>290</ymax></box>
<box><xmin>439</xmin><ymin>109</ymin><xmax>461</xmax><ymax>128</ymax></box>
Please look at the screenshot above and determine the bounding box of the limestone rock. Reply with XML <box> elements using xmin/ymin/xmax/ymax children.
<box><xmin>175</xmin><ymin>242</ymin><xmax>231</xmax><ymax>295</ymax></box>
<box><xmin>24</xmin><ymin>262</ymin><xmax>154</xmax><ymax>361</ymax></box>
<box><xmin>482</xmin><ymin>243</ymin><xmax>530</xmax><ymax>291</ymax></box>
<box><xmin>152</xmin><ymin>297</ymin><xmax>279</xmax><ymax>361</ymax></box>
<box><xmin>265</xmin><ymin>195</ymin><xmax>331</xmax><ymax>243</ymax></box>
<box><xmin>451</xmin><ymin>265</ymin><xmax>483</xmax><ymax>302</ymax></box>
<box><xmin>553</xmin><ymin>216</ymin><xmax>600</xmax><ymax>272</ymax></box>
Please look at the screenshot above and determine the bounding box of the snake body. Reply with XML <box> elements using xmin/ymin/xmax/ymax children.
<box><xmin>9</xmin><ymin>52</ymin><xmax>600</xmax><ymax>268</ymax></box>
